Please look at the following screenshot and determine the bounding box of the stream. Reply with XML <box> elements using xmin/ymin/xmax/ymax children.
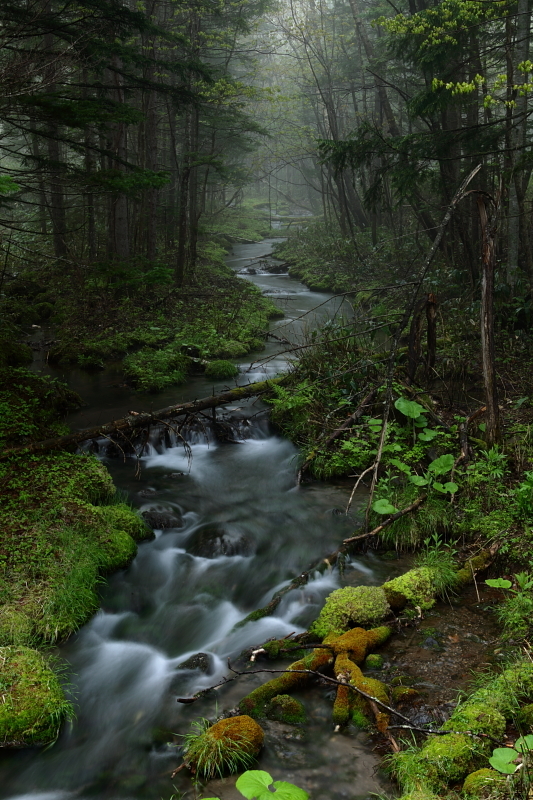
<box><xmin>1</xmin><ymin>238</ymin><xmax>397</xmax><ymax>800</ymax></box>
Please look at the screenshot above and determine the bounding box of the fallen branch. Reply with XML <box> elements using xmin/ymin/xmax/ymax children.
<box><xmin>342</xmin><ymin>495</ymin><xmax>427</xmax><ymax>545</ymax></box>
<box><xmin>0</xmin><ymin>377</ymin><xmax>284</xmax><ymax>460</ymax></box>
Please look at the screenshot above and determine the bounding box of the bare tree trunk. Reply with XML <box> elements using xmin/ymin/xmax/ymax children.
<box><xmin>477</xmin><ymin>193</ymin><xmax>500</xmax><ymax>445</ymax></box>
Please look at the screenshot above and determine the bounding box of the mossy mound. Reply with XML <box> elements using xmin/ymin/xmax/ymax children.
<box><xmin>0</xmin><ymin>453</ymin><xmax>151</xmax><ymax>644</ymax></box>
<box><xmin>309</xmin><ymin>585</ymin><xmax>391</xmax><ymax>638</ymax></box>
<box><xmin>266</xmin><ymin>694</ymin><xmax>305</xmax><ymax>724</ymax></box>
<box><xmin>392</xmin><ymin>686</ymin><xmax>419</xmax><ymax>704</ymax></box>
<box><xmin>462</xmin><ymin>769</ymin><xmax>507</xmax><ymax>798</ymax></box>
<box><xmin>184</xmin><ymin>715</ymin><xmax>264</xmax><ymax>779</ymax></box>
<box><xmin>0</xmin><ymin>646</ymin><xmax>73</xmax><ymax>746</ymax></box>
<box><xmin>364</xmin><ymin>653</ymin><xmax>384</xmax><ymax>670</ymax></box>
<box><xmin>204</xmin><ymin>360</ymin><xmax>239</xmax><ymax>379</ymax></box>
<box><xmin>443</xmin><ymin>702</ymin><xmax>506</xmax><ymax>745</ymax></box>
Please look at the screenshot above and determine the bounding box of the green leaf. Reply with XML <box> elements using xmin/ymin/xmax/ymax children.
<box><xmin>413</xmin><ymin>415</ymin><xmax>428</xmax><ymax>428</ymax></box>
<box><xmin>433</xmin><ymin>481</ymin><xmax>446</xmax><ymax>493</ymax></box>
<box><xmin>489</xmin><ymin>748</ymin><xmax>518</xmax><ymax>773</ymax></box>
<box><xmin>272</xmin><ymin>782</ymin><xmax>310</xmax><ymax>800</ymax></box>
<box><xmin>0</xmin><ymin>175</ymin><xmax>19</xmax><ymax>194</ymax></box>
<box><xmin>236</xmin><ymin>771</ymin><xmax>274</xmax><ymax>799</ymax></box>
<box><xmin>479</xmin><ymin>423</ymin><xmax>486</xmax><ymax>432</ymax></box>
<box><xmin>372</xmin><ymin>499</ymin><xmax>398</xmax><ymax>515</ymax></box>
<box><xmin>485</xmin><ymin>578</ymin><xmax>512</xmax><ymax>589</ymax></box>
<box><xmin>428</xmin><ymin>454</ymin><xmax>455</xmax><ymax>475</ymax></box>
<box><xmin>368</xmin><ymin>418</ymin><xmax>383</xmax><ymax>428</ymax></box>
<box><xmin>394</xmin><ymin>396</ymin><xmax>425</xmax><ymax>419</ymax></box>
<box><xmin>410</xmin><ymin>475</ymin><xmax>428</xmax><ymax>486</ymax></box>
<box><xmin>390</xmin><ymin>458</ymin><xmax>411</xmax><ymax>474</ymax></box>
<box><xmin>442</xmin><ymin>482</ymin><xmax>458</xmax><ymax>494</ymax></box>
<box><xmin>235</xmin><ymin>771</ymin><xmax>309</xmax><ymax>800</ymax></box>
<box><xmin>514</xmin><ymin>735</ymin><xmax>533</xmax><ymax>753</ymax></box>
<box><xmin>419</xmin><ymin>428</ymin><xmax>438</xmax><ymax>441</ymax></box>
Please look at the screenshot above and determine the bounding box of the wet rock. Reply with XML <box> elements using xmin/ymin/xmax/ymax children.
<box><xmin>262</xmin><ymin>262</ymin><xmax>288</xmax><ymax>274</ymax></box>
<box><xmin>141</xmin><ymin>510</ymin><xmax>182</xmax><ymax>529</ymax></box>
<box><xmin>176</xmin><ymin>652</ymin><xmax>212</xmax><ymax>672</ymax></box>
<box><xmin>185</xmin><ymin>524</ymin><xmax>253</xmax><ymax>557</ymax></box>
<box><xmin>421</xmin><ymin>636</ymin><xmax>441</xmax><ymax>650</ymax></box>
<box><xmin>138</xmin><ymin>488</ymin><xmax>157</xmax><ymax>498</ymax></box>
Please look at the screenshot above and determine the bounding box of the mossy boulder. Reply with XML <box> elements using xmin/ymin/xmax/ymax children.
<box><xmin>443</xmin><ymin>702</ymin><xmax>506</xmax><ymax>747</ymax></box>
<box><xmin>309</xmin><ymin>585</ymin><xmax>390</xmax><ymax>638</ymax></box>
<box><xmin>462</xmin><ymin>768</ymin><xmax>507</xmax><ymax>797</ymax></box>
<box><xmin>392</xmin><ymin>686</ymin><xmax>419</xmax><ymax>705</ymax></box>
<box><xmin>0</xmin><ymin>646</ymin><xmax>72</xmax><ymax>746</ymax></box>
<box><xmin>204</xmin><ymin>360</ymin><xmax>239</xmax><ymax>379</ymax></box>
<box><xmin>266</xmin><ymin>694</ymin><xmax>305</xmax><ymax>724</ymax></box>
<box><xmin>184</xmin><ymin>715</ymin><xmax>264</xmax><ymax>779</ymax></box>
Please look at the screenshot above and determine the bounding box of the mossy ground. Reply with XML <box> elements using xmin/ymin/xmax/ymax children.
<box><xmin>0</xmin><ymin>369</ymin><xmax>151</xmax><ymax>746</ymax></box>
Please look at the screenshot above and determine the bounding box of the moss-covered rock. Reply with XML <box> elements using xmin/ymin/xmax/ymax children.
<box><xmin>309</xmin><ymin>585</ymin><xmax>390</xmax><ymax>638</ymax></box>
<box><xmin>0</xmin><ymin>646</ymin><xmax>73</xmax><ymax>746</ymax></box>
<box><xmin>420</xmin><ymin>733</ymin><xmax>475</xmax><ymax>782</ymax></box>
<box><xmin>184</xmin><ymin>715</ymin><xmax>264</xmax><ymax>779</ymax></box>
<box><xmin>443</xmin><ymin>702</ymin><xmax>506</xmax><ymax>746</ymax></box>
<box><xmin>383</xmin><ymin>567</ymin><xmax>435</xmax><ymax>611</ymax></box>
<box><xmin>392</xmin><ymin>686</ymin><xmax>419</xmax><ymax>705</ymax></box>
<box><xmin>462</xmin><ymin>768</ymin><xmax>507</xmax><ymax>797</ymax></box>
<box><xmin>266</xmin><ymin>694</ymin><xmax>306</xmax><ymax>724</ymax></box>
<box><xmin>364</xmin><ymin>653</ymin><xmax>384</xmax><ymax>670</ymax></box>
<box><xmin>516</xmin><ymin>702</ymin><xmax>533</xmax><ymax>729</ymax></box>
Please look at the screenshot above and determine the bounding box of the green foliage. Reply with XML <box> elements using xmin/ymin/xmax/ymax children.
<box><xmin>123</xmin><ymin>346</ymin><xmax>189</xmax><ymax>391</ymax></box>
<box><xmin>489</xmin><ymin>736</ymin><xmax>533</xmax><ymax>774</ymax></box>
<box><xmin>204</xmin><ymin>360</ymin><xmax>240</xmax><ymax>379</ymax></box>
<box><xmin>414</xmin><ymin>534</ymin><xmax>459</xmax><ymax>597</ymax></box>
<box><xmin>182</xmin><ymin>715</ymin><xmax>263</xmax><ymax>780</ymax></box>
<box><xmin>514</xmin><ymin>471</ymin><xmax>533</xmax><ymax>520</ymax></box>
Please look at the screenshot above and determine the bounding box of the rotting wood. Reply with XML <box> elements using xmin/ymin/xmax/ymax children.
<box><xmin>0</xmin><ymin>377</ymin><xmax>285</xmax><ymax>460</ymax></box>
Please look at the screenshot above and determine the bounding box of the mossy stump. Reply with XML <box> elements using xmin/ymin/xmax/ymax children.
<box><xmin>184</xmin><ymin>715</ymin><xmax>264</xmax><ymax>779</ymax></box>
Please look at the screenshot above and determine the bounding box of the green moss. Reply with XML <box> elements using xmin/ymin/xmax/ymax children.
<box><xmin>462</xmin><ymin>768</ymin><xmax>507</xmax><ymax>797</ymax></box>
<box><xmin>204</xmin><ymin>360</ymin><xmax>240</xmax><ymax>379</ymax></box>
<box><xmin>0</xmin><ymin>646</ymin><xmax>73</xmax><ymax>746</ymax></box>
<box><xmin>309</xmin><ymin>585</ymin><xmax>390</xmax><ymax>638</ymax></box>
<box><xmin>467</xmin><ymin>662</ymin><xmax>533</xmax><ymax>718</ymax></box>
<box><xmin>443</xmin><ymin>702</ymin><xmax>506</xmax><ymax>744</ymax></box>
<box><xmin>420</xmin><ymin>733</ymin><xmax>475</xmax><ymax>782</ymax></box>
<box><xmin>364</xmin><ymin>654</ymin><xmax>384</xmax><ymax>670</ymax></box>
<box><xmin>184</xmin><ymin>715</ymin><xmax>264</xmax><ymax>779</ymax></box>
<box><xmin>123</xmin><ymin>346</ymin><xmax>189</xmax><ymax>391</ymax></box>
<box><xmin>98</xmin><ymin>504</ymin><xmax>151</xmax><ymax>541</ymax></box>
<box><xmin>383</xmin><ymin>567</ymin><xmax>436</xmax><ymax>611</ymax></box>
<box><xmin>266</xmin><ymin>694</ymin><xmax>306</xmax><ymax>724</ymax></box>
<box><xmin>351</xmin><ymin>708</ymin><xmax>371</xmax><ymax>728</ymax></box>
<box><xmin>391</xmin><ymin>749</ymin><xmax>442</xmax><ymax>794</ymax></box>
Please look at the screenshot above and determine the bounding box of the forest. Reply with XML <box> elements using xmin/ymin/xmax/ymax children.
<box><xmin>2</xmin><ymin>1</ymin><xmax>533</xmax><ymax>800</ymax></box>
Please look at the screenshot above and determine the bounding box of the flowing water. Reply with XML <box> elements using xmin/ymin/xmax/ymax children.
<box><xmin>3</xmin><ymin>239</ymin><xmax>396</xmax><ymax>800</ymax></box>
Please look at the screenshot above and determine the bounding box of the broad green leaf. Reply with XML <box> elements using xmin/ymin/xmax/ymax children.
<box><xmin>443</xmin><ymin>482</ymin><xmax>458</xmax><ymax>494</ymax></box>
<box><xmin>236</xmin><ymin>770</ymin><xmax>273</xmax><ymax>799</ymax></box>
<box><xmin>372</xmin><ymin>499</ymin><xmax>398</xmax><ymax>515</ymax></box>
<box><xmin>272</xmin><ymin>781</ymin><xmax>310</xmax><ymax>800</ymax></box>
<box><xmin>479</xmin><ymin>423</ymin><xmax>486</xmax><ymax>432</ymax></box>
<box><xmin>489</xmin><ymin>748</ymin><xmax>518</xmax><ymax>774</ymax></box>
<box><xmin>410</xmin><ymin>475</ymin><xmax>428</xmax><ymax>486</ymax></box>
<box><xmin>419</xmin><ymin>428</ymin><xmax>438</xmax><ymax>441</ymax></box>
<box><xmin>485</xmin><ymin>578</ymin><xmax>512</xmax><ymax>589</ymax></box>
<box><xmin>368</xmin><ymin>418</ymin><xmax>382</xmax><ymax>428</ymax></box>
<box><xmin>428</xmin><ymin>454</ymin><xmax>455</xmax><ymax>475</ymax></box>
<box><xmin>390</xmin><ymin>458</ymin><xmax>411</xmax><ymax>474</ymax></box>
<box><xmin>514</xmin><ymin>735</ymin><xmax>533</xmax><ymax>753</ymax></box>
<box><xmin>413</xmin><ymin>415</ymin><xmax>428</xmax><ymax>428</ymax></box>
<box><xmin>394</xmin><ymin>396</ymin><xmax>425</xmax><ymax>419</ymax></box>
<box><xmin>433</xmin><ymin>481</ymin><xmax>446</xmax><ymax>493</ymax></box>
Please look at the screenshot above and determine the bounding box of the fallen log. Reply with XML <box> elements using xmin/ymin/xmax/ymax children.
<box><xmin>1</xmin><ymin>377</ymin><xmax>284</xmax><ymax>461</ymax></box>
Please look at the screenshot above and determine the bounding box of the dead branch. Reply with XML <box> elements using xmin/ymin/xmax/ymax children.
<box><xmin>0</xmin><ymin>377</ymin><xmax>284</xmax><ymax>461</ymax></box>
<box><xmin>343</xmin><ymin>495</ymin><xmax>427</xmax><ymax>545</ymax></box>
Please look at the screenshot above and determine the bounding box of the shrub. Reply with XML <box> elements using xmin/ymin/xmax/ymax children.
<box><xmin>205</xmin><ymin>360</ymin><xmax>240</xmax><ymax>379</ymax></box>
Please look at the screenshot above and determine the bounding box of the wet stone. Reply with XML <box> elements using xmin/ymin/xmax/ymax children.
<box><xmin>176</xmin><ymin>653</ymin><xmax>212</xmax><ymax>672</ymax></box>
<box><xmin>141</xmin><ymin>510</ymin><xmax>182</xmax><ymax>529</ymax></box>
<box><xmin>185</xmin><ymin>524</ymin><xmax>253</xmax><ymax>558</ymax></box>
